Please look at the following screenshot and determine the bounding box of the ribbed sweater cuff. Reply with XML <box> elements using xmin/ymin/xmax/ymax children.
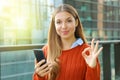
<box><xmin>33</xmin><ymin>73</ymin><xmax>45</xmax><ymax>80</ymax></box>
<box><xmin>86</xmin><ymin>64</ymin><xmax>100</xmax><ymax>80</ymax></box>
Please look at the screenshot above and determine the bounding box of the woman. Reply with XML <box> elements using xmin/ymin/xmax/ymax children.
<box><xmin>33</xmin><ymin>4</ymin><xmax>103</xmax><ymax>80</ymax></box>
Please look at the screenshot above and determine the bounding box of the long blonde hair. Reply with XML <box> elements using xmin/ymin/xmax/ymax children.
<box><xmin>47</xmin><ymin>4</ymin><xmax>87</xmax><ymax>80</ymax></box>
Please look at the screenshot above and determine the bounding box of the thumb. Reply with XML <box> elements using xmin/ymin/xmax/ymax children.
<box><xmin>82</xmin><ymin>51</ymin><xmax>87</xmax><ymax>59</ymax></box>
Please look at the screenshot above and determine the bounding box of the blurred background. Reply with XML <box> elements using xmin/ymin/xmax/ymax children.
<box><xmin>0</xmin><ymin>0</ymin><xmax>120</xmax><ymax>45</ymax></box>
<box><xmin>0</xmin><ymin>0</ymin><xmax>120</xmax><ymax>80</ymax></box>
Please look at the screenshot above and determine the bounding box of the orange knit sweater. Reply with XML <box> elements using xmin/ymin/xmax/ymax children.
<box><xmin>33</xmin><ymin>44</ymin><xmax>100</xmax><ymax>80</ymax></box>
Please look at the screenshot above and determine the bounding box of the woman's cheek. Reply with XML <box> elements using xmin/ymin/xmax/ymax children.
<box><xmin>55</xmin><ymin>26</ymin><xmax>61</xmax><ymax>35</ymax></box>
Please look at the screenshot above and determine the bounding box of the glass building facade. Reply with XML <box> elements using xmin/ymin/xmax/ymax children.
<box><xmin>0</xmin><ymin>0</ymin><xmax>119</xmax><ymax>45</ymax></box>
<box><xmin>64</xmin><ymin>0</ymin><xmax>120</xmax><ymax>40</ymax></box>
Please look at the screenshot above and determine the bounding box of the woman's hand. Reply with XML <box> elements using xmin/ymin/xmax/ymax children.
<box><xmin>82</xmin><ymin>39</ymin><xmax>103</xmax><ymax>68</ymax></box>
<box><xmin>34</xmin><ymin>59</ymin><xmax>51</xmax><ymax>77</ymax></box>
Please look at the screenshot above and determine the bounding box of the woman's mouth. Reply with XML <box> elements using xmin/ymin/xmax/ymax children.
<box><xmin>62</xmin><ymin>31</ymin><xmax>69</xmax><ymax>35</ymax></box>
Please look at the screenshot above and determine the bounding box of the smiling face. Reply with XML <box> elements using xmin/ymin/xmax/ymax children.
<box><xmin>55</xmin><ymin>11</ymin><xmax>77</xmax><ymax>40</ymax></box>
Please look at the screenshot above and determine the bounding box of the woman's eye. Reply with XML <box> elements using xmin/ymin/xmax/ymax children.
<box><xmin>67</xmin><ymin>20</ymin><xmax>72</xmax><ymax>22</ymax></box>
<box><xmin>56</xmin><ymin>21</ymin><xmax>61</xmax><ymax>24</ymax></box>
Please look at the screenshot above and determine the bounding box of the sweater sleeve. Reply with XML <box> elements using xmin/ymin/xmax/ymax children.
<box><xmin>33</xmin><ymin>73</ymin><xmax>46</xmax><ymax>80</ymax></box>
<box><xmin>85</xmin><ymin>59</ymin><xmax>100</xmax><ymax>80</ymax></box>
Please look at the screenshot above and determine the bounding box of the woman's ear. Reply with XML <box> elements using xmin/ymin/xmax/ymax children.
<box><xmin>75</xmin><ymin>19</ymin><xmax>78</xmax><ymax>27</ymax></box>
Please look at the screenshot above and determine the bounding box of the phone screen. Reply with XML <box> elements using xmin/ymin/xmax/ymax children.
<box><xmin>33</xmin><ymin>49</ymin><xmax>46</xmax><ymax>66</ymax></box>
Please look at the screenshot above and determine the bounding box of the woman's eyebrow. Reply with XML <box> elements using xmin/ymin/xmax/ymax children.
<box><xmin>66</xmin><ymin>17</ymin><xmax>72</xmax><ymax>20</ymax></box>
<box><xmin>55</xmin><ymin>16</ymin><xmax>72</xmax><ymax>21</ymax></box>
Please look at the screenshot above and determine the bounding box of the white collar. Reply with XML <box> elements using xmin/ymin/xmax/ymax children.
<box><xmin>71</xmin><ymin>38</ymin><xmax>83</xmax><ymax>48</ymax></box>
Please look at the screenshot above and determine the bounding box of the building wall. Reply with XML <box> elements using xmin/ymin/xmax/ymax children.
<box><xmin>63</xmin><ymin>0</ymin><xmax>120</xmax><ymax>40</ymax></box>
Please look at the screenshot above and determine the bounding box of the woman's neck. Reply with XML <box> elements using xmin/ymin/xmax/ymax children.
<box><xmin>61</xmin><ymin>37</ymin><xmax>76</xmax><ymax>50</ymax></box>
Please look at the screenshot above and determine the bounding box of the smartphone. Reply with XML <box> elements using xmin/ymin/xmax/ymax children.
<box><xmin>33</xmin><ymin>49</ymin><xmax>46</xmax><ymax>66</ymax></box>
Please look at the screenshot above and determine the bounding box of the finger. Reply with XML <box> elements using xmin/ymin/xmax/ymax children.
<box><xmin>40</xmin><ymin>64</ymin><xmax>51</xmax><ymax>73</ymax></box>
<box><xmin>35</xmin><ymin>62</ymin><xmax>50</xmax><ymax>74</ymax></box>
<box><xmin>91</xmin><ymin>39</ymin><xmax>95</xmax><ymax>51</ymax></box>
<box><xmin>35</xmin><ymin>59</ymin><xmax>46</xmax><ymax>69</ymax></box>
<box><xmin>82</xmin><ymin>52</ymin><xmax>88</xmax><ymax>59</ymax></box>
<box><xmin>95</xmin><ymin>47</ymin><xmax>103</xmax><ymax>57</ymax></box>
<box><xmin>40</xmin><ymin>62</ymin><xmax>51</xmax><ymax>70</ymax></box>
<box><xmin>82</xmin><ymin>47</ymin><xmax>91</xmax><ymax>54</ymax></box>
<box><xmin>82</xmin><ymin>47</ymin><xmax>91</xmax><ymax>58</ymax></box>
<box><xmin>37</xmin><ymin>65</ymin><xmax>51</xmax><ymax>77</ymax></box>
<box><xmin>34</xmin><ymin>59</ymin><xmax>37</xmax><ymax>64</ymax></box>
<box><xmin>39</xmin><ymin>69</ymin><xmax>51</xmax><ymax>77</ymax></box>
<box><xmin>55</xmin><ymin>58</ymin><xmax>60</xmax><ymax>63</ymax></box>
<box><xmin>94</xmin><ymin>41</ymin><xmax>99</xmax><ymax>53</ymax></box>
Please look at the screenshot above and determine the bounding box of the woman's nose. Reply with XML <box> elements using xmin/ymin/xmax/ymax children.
<box><xmin>62</xmin><ymin>22</ymin><xmax>67</xmax><ymax>29</ymax></box>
